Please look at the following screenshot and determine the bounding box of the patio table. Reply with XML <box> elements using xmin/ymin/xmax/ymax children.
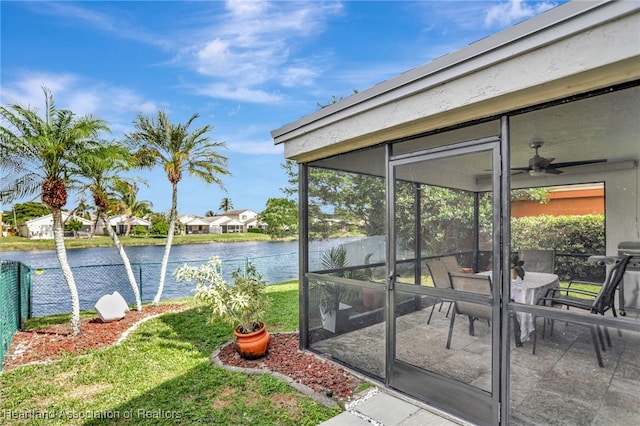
<box><xmin>476</xmin><ymin>271</ymin><xmax>559</xmax><ymax>342</ymax></box>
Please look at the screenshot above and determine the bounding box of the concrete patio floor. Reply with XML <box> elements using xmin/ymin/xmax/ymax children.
<box><xmin>311</xmin><ymin>305</ymin><xmax>640</xmax><ymax>425</ymax></box>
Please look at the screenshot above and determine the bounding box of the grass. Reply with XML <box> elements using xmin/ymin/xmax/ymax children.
<box><xmin>0</xmin><ymin>281</ymin><xmax>342</xmax><ymax>425</ymax></box>
<box><xmin>557</xmin><ymin>280</ymin><xmax>603</xmax><ymax>299</ymax></box>
<box><xmin>0</xmin><ymin>233</ymin><xmax>285</xmax><ymax>251</ymax></box>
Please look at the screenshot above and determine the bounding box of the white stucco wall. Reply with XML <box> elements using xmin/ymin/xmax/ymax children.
<box><xmin>604</xmin><ymin>167</ymin><xmax>640</xmax><ymax>254</ymax></box>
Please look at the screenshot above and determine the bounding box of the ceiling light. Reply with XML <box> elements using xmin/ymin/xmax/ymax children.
<box><xmin>529</xmin><ymin>169</ymin><xmax>546</xmax><ymax>177</ymax></box>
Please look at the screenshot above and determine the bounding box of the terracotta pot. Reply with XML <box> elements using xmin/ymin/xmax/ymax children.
<box><xmin>362</xmin><ymin>287</ymin><xmax>384</xmax><ymax>310</ymax></box>
<box><xmin>234</xmin><ymin>322</ymin><xmax>271</xmax><ymax>359</ymax></box>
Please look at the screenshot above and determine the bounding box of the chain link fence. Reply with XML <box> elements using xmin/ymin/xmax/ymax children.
<box><xmin>0</xmin><ymin>248</ymin><xmax>604</xmax><ymax>370</ymax></box>
<box><xmin>1</xmin><ymin>260</ymin><xmax>31</xmax><ymax>371</ymax></box>
<box><xmin>27</xmin><ymin>252</ymin><xmax>301</xmax><ymax>318</ymax></box>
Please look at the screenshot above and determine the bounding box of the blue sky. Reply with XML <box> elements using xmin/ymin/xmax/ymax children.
<box><xmin>1</xmin><ymin>0</ymin><xmax>564</xmax><ymax>216</ymax></box>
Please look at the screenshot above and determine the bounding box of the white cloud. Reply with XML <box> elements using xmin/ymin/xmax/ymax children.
<box><xmin>217</xmin><ymin>122</ymin><xmax>284</xmax><ymax>155</ymax></box>
<box><xmin>0</xmin><ymin>71</ymin><xmax>160</xmax><ymax>135</ymax></box>
<box><xmin>0</xmin><ymin>72</ymin><xmax>77</xmax><ymax>110</ymax></box>
<box><xmin>176</xmin><ymin>0</ymin><xmax>343</xmax><ymax>101</ymax></box>
<box><xmin>484</xmin><ymin>0</ymin><xmax>557</xmax><ymax>29</ymax></box>
<box><xmin>197</xmin><ymin>38</ymin><xmax>231</xmax><ymax>62</ymax></box>
<box><xmin>12</xmin><ymin>1</ymin><xmax>343</xmax><ymax>105</ymax></box>
<box><xmin>30</xmin><ymin>1</ymin><xmax>171</xmax><ymax>49</ymax></box>
<box><xmin>195</xmin><ymin>83</ymin><xmax>283</xmax><ymax>104</ymax></box>
<box><xmin>281</xmin><ymin>66</ymin><xmax>318</xmax><ymax>88</ymax></box>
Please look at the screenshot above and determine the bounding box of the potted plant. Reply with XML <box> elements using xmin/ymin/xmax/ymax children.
<box><xmin>314</xmin><ymin>246</ymin><xmax>355</xmax><ymax>333</ymax></box>
<box><xmin>175</xmin><ymin>256</ymin><xmax>271</xmax><ymax>359</ymax></box>
<box><xmin>359</xmin><ymin>253</ymin><xmax>384</xmax><ymax>309</ymax></box>
<box><xmin>511</xmin><ymin>253</ymin><xmax>525</xmax><ymax>280</ymax></box>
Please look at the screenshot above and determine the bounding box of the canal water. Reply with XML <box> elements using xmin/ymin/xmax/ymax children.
<box><xmin>0</xmin><ymin>240</ymin><xmax>300</xmax><ymax>268</ymax></box>
<box><xmin>0</xmin><ymin>239</ymin><xmax>350</xmax><ymax>317</ymax></box>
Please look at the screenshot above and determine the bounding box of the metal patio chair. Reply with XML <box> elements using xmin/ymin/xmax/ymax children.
<box><xmin>533</xmin><ymin>255</ymin><xmax>632</xmax><ymax>367</ymax></box>
<box><xmin>446</xmin><ymin>273</ymin><xmax>492</xmax><ymax>349</ymax></box>
<box><xmin>426</xmin><ymin>259</ymin><xmax>453</xmax><ymax>324</ymax></box>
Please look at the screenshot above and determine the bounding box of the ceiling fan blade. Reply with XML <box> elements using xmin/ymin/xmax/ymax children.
<box><xmin>538</xmin><ymin>158</ymin><xmax>554</xmax><ymax>168</ymax></box>
<box><xmin>511</xmin><ymin>170</ymin><xmax>529</xmax><ymax>176</ymax></box>
<box><xmin>510</xmin><ymin>167</ymin><xmax>531</xmax><ymax>171</ymax></box>
<box><xmin>544</xmin><ymin>168</ymin><xmax>563</xmax><ymax>174</ymax></box>
<box><xmin>546</xmin><ymin>159</ymin><xmax>607</xmax><ymax>169</ymax></box>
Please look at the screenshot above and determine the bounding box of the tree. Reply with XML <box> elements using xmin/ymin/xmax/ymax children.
<box><xmin>112</xmin><ymin>181</ymin><xmax>153</xmax><ymax>236</ymax></box>
<box><xmin>316</xmin><ymin>89</ymin><xmax>359</xmax><ymax>109</ymax></box>
<box><xmin>0</xmin><ymin>87</ymin><xmax>108</xmax><ymax>335</ymax></box>
<box><xmin>125</xmin><ymin>111</ymin><xmax>230</xmax><ymax>306</ymax></box>
<box><xmin>69</xmin><ymin>199</ymin><xmax>93</xmax><ymax>220</ymax></box>
<box><xmin>77</xmin><ymin>141</ymin><xmax>143</xmax><ymax>311</ymax></box>
<box><xmin>204</xmin><ymin>210</ymin><xmax>216</xmax><ymax>217</ymax></box>
<box><xmin>219</xmin><ymin>196</ymin><xmax>233</xmax><ymax>213</ymax></box>
<box><xmin>150</xmin><ymin>219</ymin><xmax>169</xmax><ymax>235</ymax></box>
<box><xmin>280</xmin><ymin>159</ymin><xmax>298</xmax><ymax>199</ymax></box>
<box><xmin>3</xmin><ymin>202</ymin><xmax>51</xmax><ymax>230</ymax></box>
<box><xmin>258</xmin><ymin>198</ymin><xmax>298</xmax><ymax>239</ymax></box>
<box><xmin>64</xmin><ymin>217</ymin><xmax>83</xmax><ymax>237</ymax></box>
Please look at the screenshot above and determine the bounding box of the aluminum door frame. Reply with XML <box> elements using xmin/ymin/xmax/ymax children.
<box><xmin>385</xmin><ymin>134</ymin><xmax>506</xmax><ymax>426</ymax></box>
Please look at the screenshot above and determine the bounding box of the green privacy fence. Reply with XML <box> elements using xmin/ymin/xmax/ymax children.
<box><xmin>1</xmin><ymin>260</ymin><xmax>31</xmax><ymax>372</ymax></box>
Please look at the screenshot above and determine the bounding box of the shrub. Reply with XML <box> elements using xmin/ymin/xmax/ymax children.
<box><xmin>174</xmin><ymin>257</ymin><xmax>271</xmax><ymax>334</ymax></box>
<box><xmin>131</xmin><ymin>225</ymin><xmax>148</xmax><ymax>236</ymax></box>
<box><xmin>150</xmin><ymin>220</ymin><xmax>169</xmax><ymax>235</ymax></box>
<box><xmin>512</xmin><ymin>214</ymin><xmax>605</xmax><ymax>280</ymax></box>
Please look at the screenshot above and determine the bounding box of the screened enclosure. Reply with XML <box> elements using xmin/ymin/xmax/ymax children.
<box><xmin>273</xmin><ymin>3</ymin><xmax>640</xmax><ymax>424</ymax></box>
<box><xmin>297</xmin><ymin>84</ymin><xmax>640</xmax><ymax>425</ymax></box>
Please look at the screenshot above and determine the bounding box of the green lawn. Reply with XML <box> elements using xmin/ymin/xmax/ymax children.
<box><xmin>0</xmin><ymin>233</ymin><xmax>285</xmax><ymax>251</ymax></box>
<box><xmin>0</xmin><ymin>282</ymin><xmax>342</xmax><ymax>425</ymax></box>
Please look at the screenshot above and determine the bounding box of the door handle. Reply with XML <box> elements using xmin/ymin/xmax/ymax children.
<box><xmin>388</xmin><ymin>272</ymin><xmax>399</xmax><ymax>290</ymax></box>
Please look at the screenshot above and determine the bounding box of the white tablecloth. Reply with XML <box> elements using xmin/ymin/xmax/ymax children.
<box><xmin>477</xmin><ymin>271</ymin><xmax>559</xmax><ymax>342</ymax></box>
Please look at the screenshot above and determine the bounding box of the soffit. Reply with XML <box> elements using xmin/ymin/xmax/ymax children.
<box><xmin>309</xmin><ymin>85</ymin><xmax>640</xmax><ymax>193</ymax></box>
<box><xmin>275</xmin><ymin>1</ymin><xmax>640</xmax><ymax>163</ymax></box>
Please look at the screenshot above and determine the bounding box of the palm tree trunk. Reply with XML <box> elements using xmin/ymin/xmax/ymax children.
<box><xmin>100</xmin><ymin>213</ymin><xmax>143</xmax><ymax>311</ymax></box>
<box><xmin>89</xmin><ymin>215</ymin><xmax>100</xmax><ymax>239</ymax></box>
<box><xmin>153</xmin><ymin>183</ymin><xmax>177</xmax><ymax>306</ymax></box>
<box><xmin>52</xmin><ymin>208</ymin><xmax>82</xmax><ymax>335</ymax></box>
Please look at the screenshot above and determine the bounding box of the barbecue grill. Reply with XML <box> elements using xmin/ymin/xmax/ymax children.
<box><xmin>618</xmin><ymin>241</ymin><xmax>640</xmax><ymax>315</ymax></box>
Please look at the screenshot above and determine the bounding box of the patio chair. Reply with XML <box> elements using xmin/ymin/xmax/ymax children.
<box><xmin>446</xmin><ymin>273</ymin><xmax>492</xmax><ymax>349</ymax></box>
<box><xmin>533</xmin><ymin>255</ymin><xmax>632</xmax><ymax>367</ymax></box>
<box><xmin>518</xmin><ymin>249</ymin><xmax>555</xmax><ymax>273</ymax></box>
<box><xmin>440</xmin><ymin>255</ymin><xmax>461</xmax><ymax>275</ymax></box>
<box><xmin>426</xmin><ymin>259</ymin><xmax>453</xmax><ymax>324</ymax></box>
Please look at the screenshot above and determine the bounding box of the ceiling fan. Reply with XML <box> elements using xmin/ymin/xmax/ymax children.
<box><xmin>512</xmin><ymin>140</ymin><xmax>607</xmax><ymax>177</ymax></box>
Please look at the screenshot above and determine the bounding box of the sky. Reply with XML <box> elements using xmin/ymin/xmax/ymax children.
<box><xmin>1</xmin><ymin>0</ymin><xmax>565</xmax><ymax>216</ymax></box>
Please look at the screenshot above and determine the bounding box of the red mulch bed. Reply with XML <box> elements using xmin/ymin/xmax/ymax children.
<box><xmin>2</xmin><ymin>308</ymin><xmax>362</xmax><ymax>400</ymax></box>
<box><xmin>2</xmin><ymin>304</ymin><xmax>183</xmax><ymax>370</ymax></box>
<box><xmin>218</xmin><ymin>333</ymin><xmax>362</xmax><ymax>398</ymax></box>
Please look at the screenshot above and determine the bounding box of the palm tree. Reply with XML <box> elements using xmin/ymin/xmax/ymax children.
<box><xmin>125</xmin><ymin>111</ymin><xmax>231</xmax><ymax>306</ymax></box>
<box><xmin>112</xmin><ymin>181</ymin><xmax>153</xmax><ymax>236</ymax></box>
<box><xmin>70</xmin><ymin>199</ymin><xmax>93</xmax><ymax>220</ymax></box>
<box><xmin>219</xmin><ymin>196</ymin><xmax>233</xmax><ymax>213</ymax></box>
<box><xmin>0</xmin><ymin>87</ymin><xmax>108</xmax><ymax>335</ymax></box>
<box><xmin>204</xmin><ymin>210</ymin><xmax>216</xmax><ymax>217</ymax></box>
<box><xmin>77</xmin><ymin>142</ymin><xmax>143</xmax><ymax>311</ymax></box>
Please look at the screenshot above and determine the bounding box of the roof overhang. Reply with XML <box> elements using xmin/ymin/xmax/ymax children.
<box><xmin>271</xmin><ymin>0</ymin><xmax>640</xmax><ymax>163</ymax></box>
